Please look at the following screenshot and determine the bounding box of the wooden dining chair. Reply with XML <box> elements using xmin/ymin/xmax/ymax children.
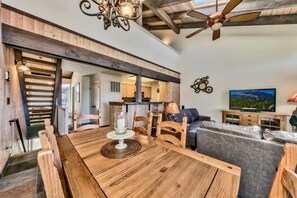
<box><xmin>132</xmin><ymin>112</ymin><xmax>153</xmax><ymax>137</ymax></box>
<box><xmin>38</xmin><ymin>119</ymin><xmax>62</xmax><ymax>169</ymax></box>
<box><xmin>37</xmin><ymin>149</ymin><xmax>65</xmax><ymax>198</ymax></box>
<box><xmin>156</xmin><ymin>113</ymin><xmax>188</xmax><ymax>148</ymax></box>
<box><xmin>73</xmin><ymin>110</ymin><xmax>101</xmax><ymax>132</ymax></box>
<box><xmin>269</xmin><ymin>143</ymin><xmax>297</xmax><ymax>198</ymax></box>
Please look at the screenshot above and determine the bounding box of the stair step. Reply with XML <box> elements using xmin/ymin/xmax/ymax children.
<box><xmin>23</xmin><ymin>57</ymin><xmax>57</xmax><ymax>67</ymax></box>
<box><xmin>28</xmin><ymin>109</ymin><xmax>52</xmax><ymax>113</ymax></box>
<box><xmin>26</xmin><ymin>94</ymin><xmax>53</xmax><ymax>98</ymax></box>
<box><xmin>30</xmin><ymin>112</ymin><xmax>52</xmax><ymax>116</ymax></box>
<box><xmin>26</xmin><ymin>88</ymin><xmax>53</xmax><ymax>93</ymax></box>
<box><xmin>27</xmin><ymin>100</ymin><xmax>53</xmax><ymax>103</ymax></box>
<box><xmin>28</xmin><ymin>105</ymin><xmax>52</xmax><ymax>108</ymax></box>
<box><xmin>25</xmin><ymin>82</ymin><xmax>55</xmax><ymax>87</ymax></box>
<box><xmin>24</xmin><ymin>74</ymin><xmax>55</xmax><ymax>81</ymax></box>
<box><xmin>27</xmin><ymin>67</ymin><xmax>56</xmax><ymax>74</ymax></box>
<box><xmin>30</xmin><ymin>116</ymin><xmax>51</xmax><ymax>120</ymax></box>
<box><xmin>30</xmin><ymin>120</ymin><xmax>47</xmax><ymax>124</ymax></box>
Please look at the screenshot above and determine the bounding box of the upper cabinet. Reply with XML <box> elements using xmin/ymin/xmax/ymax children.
<box><xmin>122</xmin><ymin>83</ymin><xmax>135</xmax><ymax>97</ymax></box>
<box><xmin>142</xmin><ymin>86</ymin><xmax>151</xmax><ymax>98</ymax></box>
<box><xmin>122</xmin><ymin>83</ymin><xmax>151</xmax><ymax>98</ymax></box>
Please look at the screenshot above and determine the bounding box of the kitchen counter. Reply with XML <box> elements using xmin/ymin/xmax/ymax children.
<box><xmin>109</xmin><ymin>101</ymin><xmax>169</xmax><ymax>128</ymax></box>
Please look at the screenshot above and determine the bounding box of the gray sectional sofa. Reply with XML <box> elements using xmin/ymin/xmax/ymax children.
<box><xmin>168</xmin><ymin>108</ymin><xmax>210</xmax><ymax>150</ymax></box>
<box><xmin>196</xmin><ymin>122</ymin><xmax>284</xmax><ymax>198</ymax></box>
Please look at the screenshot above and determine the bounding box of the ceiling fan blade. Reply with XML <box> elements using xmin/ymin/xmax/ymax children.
<box><xmin>222</xmin><ymin>0</ymin><xmax>243</xmax><ymax>15</ymax></box>
<box><xmin>228</xmin><ymin>12</ymin><xmax>261</xmax><ymax>22</ymax></box>
<box><xmin>212</xmin><ymin>29</ymin><xmax>221</xmax><ymax>41</ymax></box>
<box><xmin>185</xmin><ymin>28</ymin><xmax>207</xmax><ymax>39</ymax></box>
<box><xmin>187</xmin><ymin>10</ymin><xmax>209</xmax><ymax>21</ymax></box>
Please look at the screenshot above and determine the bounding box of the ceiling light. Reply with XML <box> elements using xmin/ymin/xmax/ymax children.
<box><xmin>79</xmin><ymin>0</ymin><xmax>142</xmax><ymax>31</ymax></box>
<box><xmin>15</xmin><ymin>60</ymin><xmax>30</xmax><ymax>71</ymax></box>
<box><xmin>210</xmin><ymin>22</ymin><xmax>223</xmax><ymax>31</ymax></box>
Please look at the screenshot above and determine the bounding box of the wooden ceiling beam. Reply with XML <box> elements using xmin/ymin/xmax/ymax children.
<box><xmin>143</xmin><ymin>0</ymin><xmax>180</xmax><ymax>34</ymax></box>
<box><xmin>154</xmin><ymin>0</ymin><xmax>191</xmax><ymax>8</ymax></box>
<box><xmin>143</xmin><ymin>0</ymin><xmax>297</xmax><ymax>24</ymax></box>
<box><xmin>147</xmin><ymin>14</ymin><xmax>297</xmax><ymax>30</ymax></box>
<box><xmin>143</xmin><ymin>11</ymin><xmax>188</xmax><ymax>24</ymax></box>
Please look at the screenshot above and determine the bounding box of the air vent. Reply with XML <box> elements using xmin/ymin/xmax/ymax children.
<box><xmin>111</xmin><ymin>81</ymin><xmax>120</xmax><ymax>93</ymax></box>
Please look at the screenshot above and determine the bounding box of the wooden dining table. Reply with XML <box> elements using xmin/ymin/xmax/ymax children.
<box><xmin>57</xmin><ymin>127</ymin><xmax>241</xmax><ymax>198</ymax></box>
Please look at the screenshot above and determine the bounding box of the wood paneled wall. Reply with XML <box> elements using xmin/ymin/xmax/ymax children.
<box><xmin>167</xmin><ymin>82</ymin><xmax>180</xmax><ymax>106</ymax></box>
<box><xmin>0</xmin><ymin>7</ymin><xmax>180</xmax><ymax>79</ymax></box>
<box><xmin>0</xmin><ymin>0</ymin><xmax>11</xmax><ymax>173</ymax></box>
<box><xmin>0</xmin><ymin>45</ymin><xmax>25</xmax><ymax>172</ymax></box>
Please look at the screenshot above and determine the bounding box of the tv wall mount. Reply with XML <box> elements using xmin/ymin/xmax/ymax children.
<box><xmin>191</xmin><ymin>76</ymin><xmax>213</xmax><ymax>94</ymax></box>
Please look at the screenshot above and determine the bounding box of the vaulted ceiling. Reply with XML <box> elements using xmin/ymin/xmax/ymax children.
<box><xmin>141</xmin><ymin>0</ymin><xmax>297</xmax><ymax>34</ymax></box>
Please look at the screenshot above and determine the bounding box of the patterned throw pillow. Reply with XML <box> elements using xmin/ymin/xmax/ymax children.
<box><xmin>263</xmin><ymin>129</ymin><xmax>297</xmax><ymax>144</ymax></box>
<box><xmin>200</xmin><ymin>121</ymin><xmax>263</xmax><ymax>139</ymax></box>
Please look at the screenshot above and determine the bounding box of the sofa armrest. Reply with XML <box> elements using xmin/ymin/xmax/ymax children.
<box><xmin>198</xmin><ymin>115</ymin><xmax>211</xmax><ymax>121</ymax></box>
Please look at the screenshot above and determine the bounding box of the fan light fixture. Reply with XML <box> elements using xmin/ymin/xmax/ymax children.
<box><xmin>79</xmin><ymin>0</ymin><xmax>141</xmax><ymax>31</ymax></box>
<box><xmin>210</xmin><ymin>22</ymin><xmax>223</xmax><ymax>31</ymax></box>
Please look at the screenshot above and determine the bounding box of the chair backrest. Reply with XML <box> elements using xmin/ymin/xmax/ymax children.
<box><xmin>132</xmin><ymin>112</ymin><xmax>153</xmax><ymax>137</ymax></box>
<box><xmin>37</xmin><ymin>149</ymin><xmax>65</xmax><ymax>198</ymax></box>
<box><xmin>269</xmin><ymin>143</ymin><xmax>297</xmax><ymax>198</ymax></box>
<box><xmin>156</xmin><ymin>113</ymin><xmax>188</xmax><ymax>148</ymax></box>
<box><xmin>73</xmin><ymin>110</ymin><xmax>101</xmax><ymax>132</ymax></box>
<box><xmin>39</xmin><ymin>119</ymin><xmax>62</xmax><ymax>169</ymax></box>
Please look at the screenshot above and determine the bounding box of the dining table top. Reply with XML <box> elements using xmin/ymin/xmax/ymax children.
<box><xmin>58</xmin><ymin>127</ymin><xmax>241</xmax><ymax>198</ymax></box>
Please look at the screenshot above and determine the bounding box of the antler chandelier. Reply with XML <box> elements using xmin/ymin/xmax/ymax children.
<box><xmin>79</xmin><ymin>0</ymin><xmax>141</xmax><ymax>31</ymax></box>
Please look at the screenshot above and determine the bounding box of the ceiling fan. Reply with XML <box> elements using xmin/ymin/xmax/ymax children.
<box><xmin>185</xmin><ymin>0</ymin><xmax>261</xmax><ymax>41</ymax></box>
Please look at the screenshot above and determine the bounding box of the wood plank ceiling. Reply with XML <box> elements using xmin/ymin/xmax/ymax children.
<box><xmin>141</xmin><ymin>0</ymin><xmax>297</xmax><ymax>32</ymax></box>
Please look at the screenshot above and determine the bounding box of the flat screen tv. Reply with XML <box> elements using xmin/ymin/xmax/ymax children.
<box><xmin>229</xmin><ymin>88</ymin><xmax>276</xmax><ymax>112</ymax></box>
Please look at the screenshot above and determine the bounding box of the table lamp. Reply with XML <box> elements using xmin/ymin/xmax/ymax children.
<box><xmin>166</xmin><ymin>102</ymin><xmax>180</xmax><ymax>121</ymax></box>
<box><xmin>166</xmin><ymin>103</ymin><xmax>180</xmax><ymax>114</ymax></box>
<box><xmin>287</xmin><ymin>93</ymin><xmax>297</xmax><ymax>132</ymax></box>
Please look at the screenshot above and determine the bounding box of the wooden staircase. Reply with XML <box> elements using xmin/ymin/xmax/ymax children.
<box><xmin>15</xmin><ymin>50</ymin><xmax>62</xmax><ymax>140</ymax></box>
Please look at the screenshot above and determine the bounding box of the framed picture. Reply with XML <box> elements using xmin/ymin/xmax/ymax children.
<box><xmin>75</xmin><ymin>83</ymin><xmax>80</xmax><ymax>103</ymax></box>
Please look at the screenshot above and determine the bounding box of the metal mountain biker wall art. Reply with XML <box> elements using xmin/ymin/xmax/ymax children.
<box><xmin>191</xmin><ymin>76</ymin><xmax>213</xmax><ymax>94</ymax></box>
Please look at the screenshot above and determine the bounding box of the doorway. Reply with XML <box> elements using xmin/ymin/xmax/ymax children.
<box><xmin>91</xmin><ymin>81</ymin><xmax>101</xmax><ymax>125</ymax></box>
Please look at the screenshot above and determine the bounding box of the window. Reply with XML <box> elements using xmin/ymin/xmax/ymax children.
<box><xmin>111</xmin><ymin>81</ymin><xmax>121</xmax><ymax>92</ymax></box>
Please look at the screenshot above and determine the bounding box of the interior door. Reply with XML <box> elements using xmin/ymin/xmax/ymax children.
<box><xmin>91</xmin><ymin>82</ymin><xmax>100</xmax><ymax>124</ymax></box>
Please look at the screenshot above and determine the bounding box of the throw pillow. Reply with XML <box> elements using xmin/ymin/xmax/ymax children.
<box><xmin>263</xmin><ymin>129</ymin><xmax>297</xmax><ymax>144</ymax></box>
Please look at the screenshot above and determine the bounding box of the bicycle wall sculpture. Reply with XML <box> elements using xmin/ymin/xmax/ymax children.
<box><xmin>191</xmin><ymin>76</ymin><xmax>213</xmax><ymax>94</ymax></box>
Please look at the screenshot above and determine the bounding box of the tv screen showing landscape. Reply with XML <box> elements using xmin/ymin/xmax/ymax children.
<box><xmin>229</xmin><ymin>89</ymin><xmax>276</xmax><ymax>112</ymax></box>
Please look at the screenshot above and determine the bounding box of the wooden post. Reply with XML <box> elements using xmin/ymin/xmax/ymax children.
<box><xmin>135</xmin><ymin>75</ymin><xmax>142</xmax><ymax>103</ymax></box>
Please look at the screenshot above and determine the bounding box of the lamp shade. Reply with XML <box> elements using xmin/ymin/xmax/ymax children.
<box><xmin>166</xmin><ymin>103</ymin><xmax>180</xmax><ymax>114</ymax></box>
<box><xmin>287</xmin><ymin>93</ymin><xmax>297</xmax><ymax>102</ymax></box>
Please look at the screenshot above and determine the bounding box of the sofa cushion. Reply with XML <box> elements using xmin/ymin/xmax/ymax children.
<box><xmin>182</xmin><ymin>109</ymin><xmax>193</xmax><ymax>123</ymax></box>
<box><xmin>263</xmin><ymin>130</ymin><xmax>297</xmax><ymax>144</ymax></box>
<box><xmin>200</xmin><ymin>121</ymin><xmax>263</xmax><ymax>140</ymax></box>
<box><xmin>168</xmin><ymin>113</ymin><xmax>183</xmax><ymax>123</ymax></box>
<box><xmin>189</xmin><ymin>108</ymin><xmax>199</xmax><ymax>121</ymax></box>
<box><xmin>187</xmin><ymin>121</ymin><xmax>202</xmax><ymax>139</ymax></box>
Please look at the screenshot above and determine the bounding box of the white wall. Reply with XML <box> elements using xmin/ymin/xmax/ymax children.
<box><xmin>3</xmin><ymin>0</ymin><xmax>181</xmax><ymax>72</ymax></box>
<box><xmin>153</xmin><ymin>25</ymin><xmax>297</xmax><ymax>131</ymax></box>
<box><xmin>91</xmin><ymin>73</ymin><xmax>122</xmax><ymax>126</ymax></box>
<box><xmin>71</xmin><ymin>72</ymin><xmax>83</xmax><ymax>116</ymax></box>
<box><xmin>150</xmin><ymin>81</ymin><xmax>160</xmax><ymax>102</ymax></box>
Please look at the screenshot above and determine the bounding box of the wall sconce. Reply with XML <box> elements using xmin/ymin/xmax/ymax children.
<box><xmin>15</xmin><ymin>60</ymin><xmax>30</xmax><ymax>71</ymax></box>
<box><xmin>4</xmin><ymin>71</ymin><xmax>10</xmax><ymax>81</ymax></box>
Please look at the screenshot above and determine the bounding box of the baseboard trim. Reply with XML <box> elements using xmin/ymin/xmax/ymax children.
<box><xmin>0</xmin><ymin>153</ymin><xmax>13</xmax><ymax>181</ymax></box>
